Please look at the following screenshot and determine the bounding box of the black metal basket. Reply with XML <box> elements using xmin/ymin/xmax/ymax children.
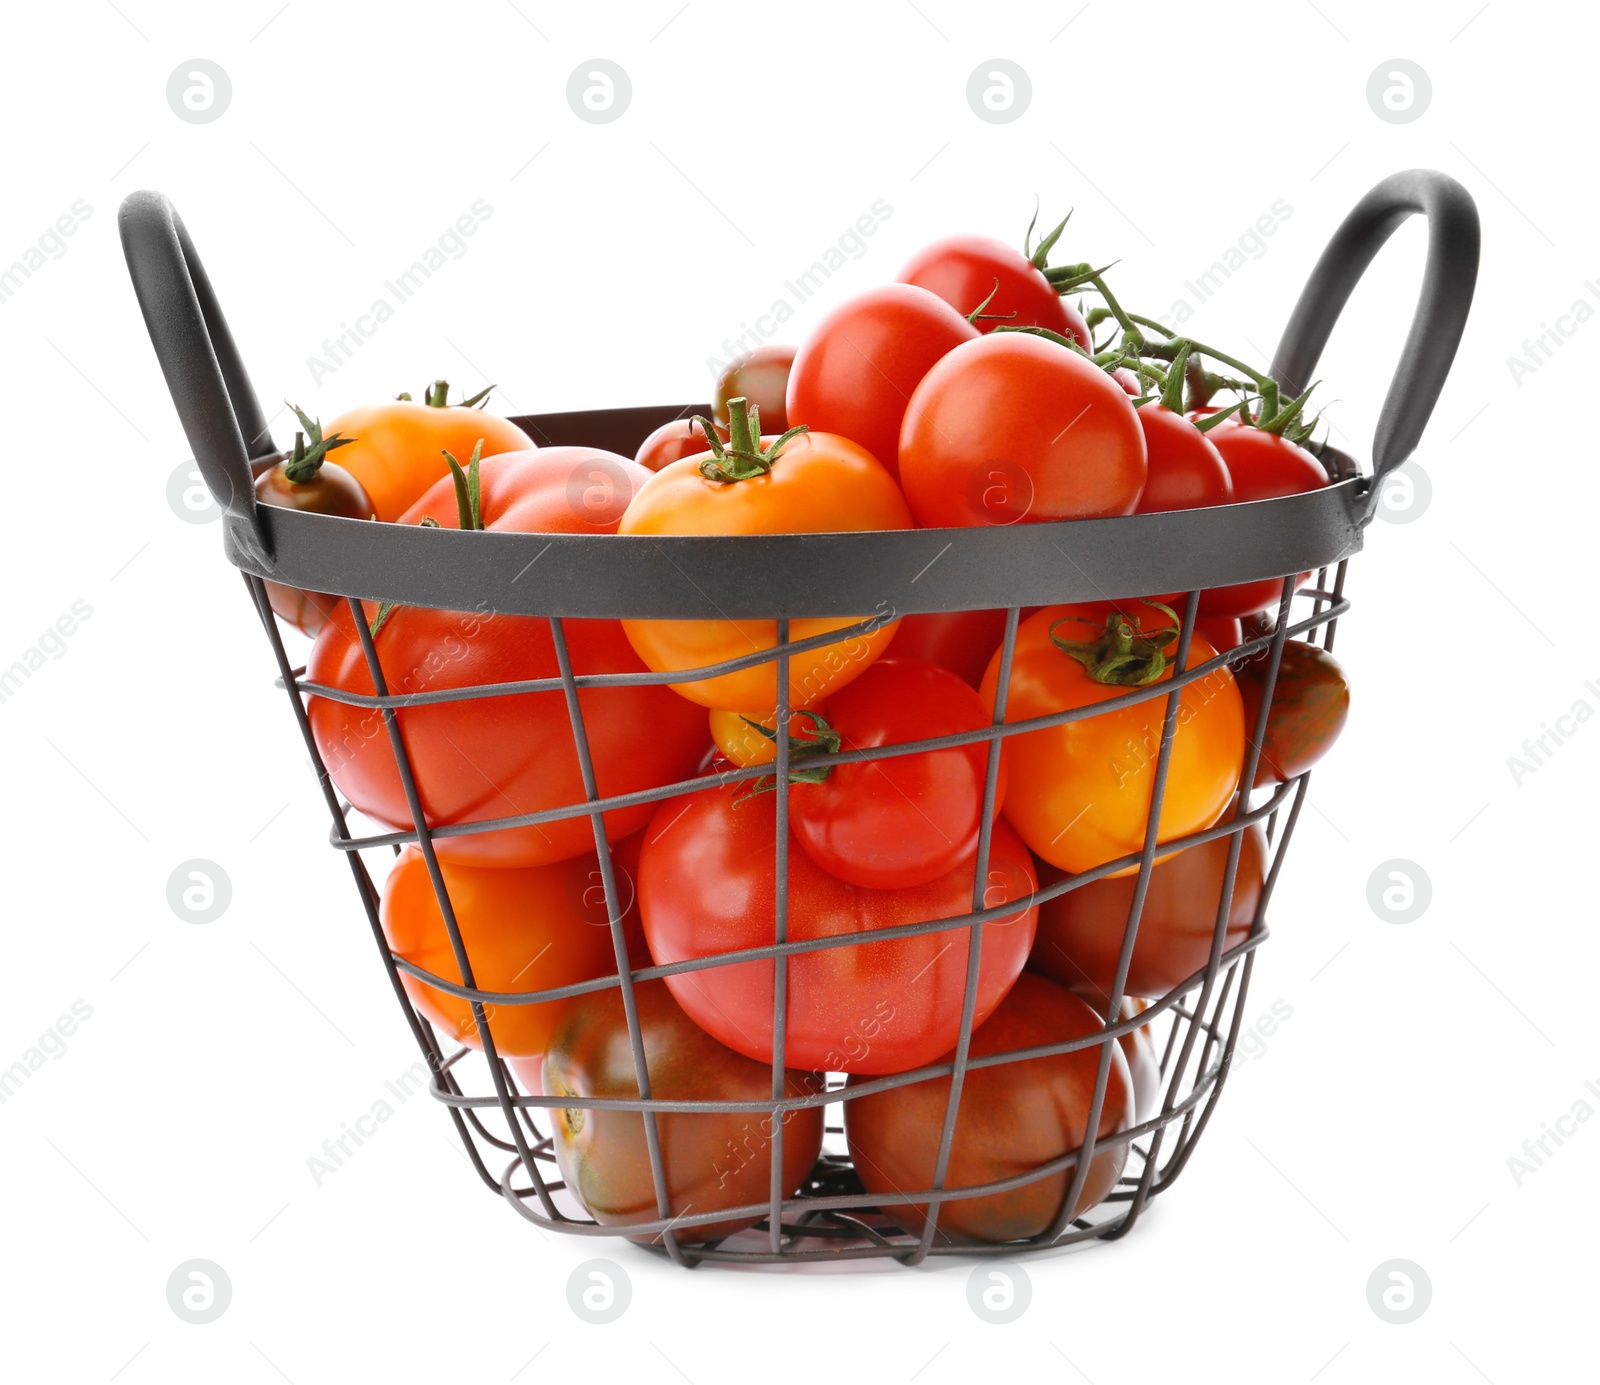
<box><xmin>120</xmin><ymin>170</ymin><xmax>1478</xmax><ymax>1267</ymax></box>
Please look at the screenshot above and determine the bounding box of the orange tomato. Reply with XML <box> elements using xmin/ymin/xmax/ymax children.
<box><xmin>979</xmin><ymin>602</ymin><xmax>1244</xmax><ymax>875</ymax></box>
<box><xmin>380</xmin><ymin>846</ymin><xmax>621</xmax><ymax>1058</ymax></box>
<box><xmin>618</xmin><ymin>403</ymin><xmax>913</xmax><ymax>713</ymax></box>
<box><xmin>326</xmin><ymin>381</ymin><xmax>535</xmax><ymax>521</ymax></box>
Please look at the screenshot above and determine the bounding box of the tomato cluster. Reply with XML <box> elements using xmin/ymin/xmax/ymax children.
<box><xmin>255</xmin><ymin>217</ymin><xmax>1354</xmax><ymax>1247</ymax></box>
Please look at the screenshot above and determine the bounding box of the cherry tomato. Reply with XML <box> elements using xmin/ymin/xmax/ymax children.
<box><xmin>308</xmin><ymin>450</ymin><xmax>709</xmax><ymax>868</ymax></box>
<box><xmin>980</xmin><ymin>602</ymin><xmax>1244</xmax><ymax>875</ymax></box>
<box><xmin>1030</xmin><ymin>819</ymin><xmax>1265</xmax><ymax>1000</ymax></box>
<box><xmin>844</xmin><ymin>973</ymin><xmax>1132</xmax><ymax>1243</ymax></box>
<box><xmin>530</xmin><ymin>980</ymin><xmax>825</xmax><ymax>1245</ymax></box>
<box><xmin>898</xmin><ymin>234</ymin><xmax>1091</xmax><ymax>346</ymax></box>
<box><xmin>713</xmin><ymin>345</ymin><xmax>795</xmax><ymax>433</ymax></box>
<box><xmin>1134</xmin><ymin>403</ymin><xmax>1234</xmax><ymax>513</ymax></box>
<box><xmin>619</xmin><ymin>403</ymin><xmax>913</xmax><ymax>713</ymax></box>
<box><xmin>327</xmin><ymin>380</ymin><xmax>535</xmax><ymax>521</ymax></box>
<box><xmin>636</xmin><ymin>417</ymin><xmax>729</xmax><ymax>474</ymax></box>
<box><xmin>1235</xmin><ymin>640</ymin><xmax>1350</xmax><ymax>786</ymax></box>
<box><xmin>1200</xmin><ymin>428</ymin><xmax>1330</xmax><ymax>616</ymax></box>
<box><xmin>886</xmin><ymin>608</ymin><xmax>1011</xmax><ymax>689</ymax></box>
<box><xmin>639</xmin><ymin>778</ymin><xmax>1038</xmax><ymax>1074</ymax></box>
<box><xmin>380</xmin><ymin>846</ymin><xmax>621</xmax><ymax>1057</ymax></box>
<box><xmin>785</xmin><ymin>284</ymin><xmax>977</xmax><ymax>479</ymax></box>
<box><xmin>898</xmin><ymin>332</ymin><xmax>1146</xmax><ymax>528</ymax></box>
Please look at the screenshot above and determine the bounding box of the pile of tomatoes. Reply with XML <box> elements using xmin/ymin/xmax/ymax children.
<box><xmin>258</xmin><ymin>215</ymin><xmax>1352</xmax><ymax>1247</ymax></box>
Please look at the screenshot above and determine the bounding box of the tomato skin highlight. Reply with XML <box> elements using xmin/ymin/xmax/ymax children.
<box><xmin>845</xmin><ymin>973</ymin><xmax>1132</xmax><ymax>1243</ymax></box>
<box><xmin>898</xmin><ymin>333</ymin><xmax>1147</xmax><ymax>528</ymax></box>
<box><xmin>898</xmin><ymin>234</ymin><xmax>1091</xmax><ymax>346</ymax></box>
<box><xmin>979</xmin><ymin>603</ymin><xmax>1244</xmax><ymax>875</ymax></box>
<box><xmin>532</xmin><ymin>980</ymin><xmax>825</xmax><ymax>1245</ymax></box>
<box><xmin>1235</xmin><ymin>640</ymin><xmax>1350</xmax><ymax>786</ymax></box>
<box><xmin>786</xmin><ymin>283</ymin><xmax>978</xmax><ymax>480</ymax></box>
<box><xmin>380</xmin><ymin>846</ymin><xmax>621</xmax><ymax>1057</ymax></box>
<box><xmin>639</xmin><ymin>782</ymin><xmax>1038</xmax><ymax>1074</ymax></box>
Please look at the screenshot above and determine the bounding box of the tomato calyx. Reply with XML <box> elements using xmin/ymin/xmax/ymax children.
<box><xmin>395</xmin><ymin>379</ymin><xmax>495</xmax><ymax>409</ymax></box>
<box><xmin>965</xmin><ymin>278</ymin><xmax>1017</xmax><ymax>326</ymax></box>
<box><xmin>1049</xmin><ymin>600</ymin><xmax>1183</xmax><ymax>687</ymax></box>
<box><xmin>691</xmin><ymin>396</ymin><xmax>808</xmax><ymax>483</ymax></box>
<box><xmin>442</xmin><ymin>440</ymin><xmax>487</xmax><ymax>530</ymax></box>
<box><xmin>733</xmin><ymin>710</ymin><xmax>841</xmax><ymax>803</ymax></box>
<box><xmin>280</xmin><ymin>402</ymin><xmax>355</xmax><ymax>483</ymax></box>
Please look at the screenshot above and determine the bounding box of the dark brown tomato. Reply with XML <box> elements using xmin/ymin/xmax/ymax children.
<box><xmin>532</xmin><ymin>980</ymin><xmax>825</xmax><ymax>1245</ymax></box>
<box><xmin>254</xmin><ymin>457</ymin><xmax>373</xmax><ymax>635</ymax></box>
<box><xmin>1030</xmin><ymin>821</ymin><xmax>1265</xmax><ymax>1001</ymax></box>
<box><xmin>1235</xmin><ymin>640</ymin><xmax>1350</xmax><ymax>786</ymax></box>
<box><xmin>844</xmin><ymin>973</ymin><xmax>1132</xmax><ymax>1244</ymax></box>
<box><xmin>712</xmin><ymin>345</ymin><xmax>795</xmax><ymax>433</ymax></box>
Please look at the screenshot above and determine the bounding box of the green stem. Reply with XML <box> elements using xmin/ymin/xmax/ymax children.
<box><xmin>1050</xmin><ymin>600</ymin><xmax>1182</xmax><ymax>687</ymax></box>
<box><xmin>694</xmin><ymin>397</ymin><xmax>808</xmax><ymax>483</ymax></box>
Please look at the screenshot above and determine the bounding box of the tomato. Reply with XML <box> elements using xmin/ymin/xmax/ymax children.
<box><xmin>1195</xmin><ymin>616</ymin><xmax>1244</xmax><ymax>653</ymax></box>
<box><xmin>713</xmin><ymin>345</ymin><xmax>795</xmax><ymax>433</ymax></box>
<box><xmin>1200</xmin><ymin>427</ymin><xmax>1330</xmax><ymax>616</ymax></box>
<box><xmin>639</xmin><ymin>778</ymin><xmax>1038</xmax><ymax>1073</ymax></box>
<box><xmin>254</xmin><ymin>406</ymin><xmax>372</xmax><ymax>635</ymax></box>
<box><xmin>529</xmin><ymin>980</ymin><xmax>825</xmax><ymax>1245</ymax></box>
<box><xmin>619</xmin><ymin>402</ymin><xmax>913</xmax><ymax>713</ymax></box>
<box><xmin>979</xmin><ymin>602</ymin><xmax>1244</xmax><ymax>875</ymax></box>
<box><xmin>1134</xmin><ymin>403</ymin><xmax>1234</xmax><ymax>513</ymax></box>
<box><xmin>1030</xmin><ymin>819</ymin><xmax>1265</xmax><ymax>1000</ymax></box>
<box><xmin>898</xmin><ymin>234</ymin><xmax>1091</xmax><ymax>346</ymax></box>
<box><xmin>327</xmin><ymin>380</ymin><xmax>535</xmax><ymax>522</ymax></box>
<box><xmin>636</xmin><ymin>417</ymin><xmax>728</xmax><ymax>473</ymax></box>
<box><xmin>1118</xmin><ymin>1000</ymin><xmax>1163</xmax><ymax>1124</ymax></box>
<box><xmin>898</xmin><ymin>333</ymin><xmax>1146</xmax><ymax>528</ymax></box>
<box><xmin>844</xmin><ymin>973</ymin><xmax>1132</xmax><ymax>1243</ymax></box>
<box><xmin>1112</xmin><ymin>366</ymin><xmax>1141</xmax><ymax>395</ymax></box>
<box><xmin>380</xmin><ymin>846</ymin><xmax>621</xmax><ymax>1057</ymax></box>
<box><xmin>886</xmin><ymin>608</ymin><xmax>1010</xmax><ymax>689</ymax></box>
<box><xmin>1235</xmin><ymin>640</ymin><xmax>1350</xmax><ymax>786</ymax></box>
<box><xmin>307</xmin><ymin>450</ymin><xmax>709</xmax><ymax>868</ymax></box>
<box><xmin>785</xmin><ymin>284</ymin><xmax>977</xmax><ymax>479</ymax></box>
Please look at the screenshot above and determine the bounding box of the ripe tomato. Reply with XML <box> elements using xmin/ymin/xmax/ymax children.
<box><xmin>619</xmin><ymin>404</ymin><xmax>913</xmax><ymax>713</ymax></box>
<box><xmin>531</xmin><ymin>980</ymin><xmax>825</xmax><ymax>1245</ymax></box>
<box><xmin>979</xmin><ymin>602</ymin><xmax>1244</xmax><ymax>875</ymax></box>
<box><xmin>774</xmin><ymin>659</ymin><xmax>1007</xmax><ymax>890</ymax></box>
<box><xmin>639</xmin><ymin>779</ymin><xmax>1038</xmax><ymax>1074</ymax></box>
<box><xmin>713</xmin><ymin>345</ymin><xmax>795</xmax><ymax>433</ymax></box>
<box><xmin>380</xmin><ymin>846</ymin><xmax>620</xmax><ymax>1057</ymax></box>
<box><xmin>1200</xmin><ymin>428</ymin><xmax>1330</xmax><ymax>617</ymax></box>
<box><xmin>1117</xmin><ymin>999</ymin><xmax>1163</xmax><ymax>1124</ymax></box>
<box><xmin>1235</xmin><ymin>640</ymin><xmax>1350</xmax><ymax>786</ymax></box>
<box><xmin>1195</xmin><ymin>616</ymin><xmax>1244</xmax><ymax>653</ymax></box>
<box><xmin>636</xmin><ymin>417</ymin><xmax>729</xmax><ymax>473</ymax></box>
<box><xmin>898</xmin><ymin>333</ymin><xmax>1146</xmax><ymax>528</ymax></box>
<box><xmin>785</xmin><ymin>284</ymin><xmax>977</xmax><ymax>479</ymax></box>
<box><xmin>898</xmin><ymin>234</ymin><xmax>1091</xmax><ymax>346</ymax></box>
<box><xmin>326</xmin><ymin>381</ymin><xmax>535</xmax><ymax>521</ymax></box>
<box><xmin>886</xmin><ymin>608</ymin><xmax>1011</xmax><ymax>689</ymax></box>
<box><xmin>844</xmin><ymin>973</ymin><xmax>1132</xmax><ymax>1243</ymax></box>
<box><xmin>1134</xmin><ymin>403</ymin><xmax>1234</xmax><ymax>513</ymax></box>
<box><xmin>1030</xmin><ymin>820</ymin><xmax>1265</xmax><ymax>1000</ymax></box>
<box><xmin>307</xmin><ymin>450</ymin><xmax>708</xmax><ymax>868</ymax></box>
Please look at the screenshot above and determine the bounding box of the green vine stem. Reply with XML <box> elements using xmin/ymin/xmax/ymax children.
<box><xmin>734</xmin><ymin>710</ymin><xmax>842</xmax><ymax>802</ymax></box>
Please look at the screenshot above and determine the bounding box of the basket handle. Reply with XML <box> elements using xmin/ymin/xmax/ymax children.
<box><xmin>119</xmin><ymin>190</ymin><xmax>277</xmax><ymax>559</ymax></box>
<box><xmin>1269</xmin><ymin>168</ymin><xmax>1479</xmax><ymax>523</ymax></box>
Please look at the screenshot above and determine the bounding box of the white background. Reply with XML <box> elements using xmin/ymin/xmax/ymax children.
<box><xmin>1</xmin><ymin>1</ymin><xmax>1593</xmax><ymax>1381</ymax></box>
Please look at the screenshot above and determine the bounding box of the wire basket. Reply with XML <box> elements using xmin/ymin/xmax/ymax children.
<box><xmin>120</xmin><ymin>170</ymin><xmax>1477</xmax><ymax>1267</ymax></box>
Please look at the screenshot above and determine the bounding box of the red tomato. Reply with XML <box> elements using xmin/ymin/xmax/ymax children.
<box><xmin>1134</xmin><ymin>404</ymin><xmax>1234</xmax><ymax>513</ymax></box>
<box><xmin>779</xmin><ymin>659</ymin><xmax>1006</xmax><ymax>890</ymax></box>
<box><xmin>844</xmin><ymin>973</ymin><xmax>1132</xmax><ymax>1243</ymax></box>
<box><xmin>898</xmin><ymin>333</ymin><xmax>1147</xmax><ymax>528</ymax></box>
<box><xmin>635</xmin><ymin>417</ymin><xmax>728</xmax><ymax>474</ymax></box>
<box><xmin>1112</xmin><ymin>367</ymin><xmax>1141</xmax><ymax>395</ymax></box>
<box><xmin>1195</xmin><ymin>616</ymin><xmax>1244</xmax><ymax>653</ymax></box>
<box><xmin>713</xmin><ymin>345</ymin><xmax>795</xmax><ymax>432</ymax></box>
<box><xmin>885</xmin><ymin>608</ymin><xmax>1011</xmax><ymax>689</ymax></box>
<box><xmin>307</xmin><ymin>450</ymin><xmax>708</xmax><ymax>868</ymax></box>
<box><xmin>639</xmin><ymin>780</ymin><xmax>1038</xmax><ymax>1074</ymax></box>
<box><xmin>898</xmin><ymin>234</ymin><xmax>1091</xmax><ymax>346</ymax></box>
<box><xmin>1201</xmin><ymin>428</ymin><xmax>1330</xmax><ymax>616</ymax></box>
<box><xmin>785</xmin><ymin>284</ymin><xmax>977</xmax><ymax>479</ymax></box>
